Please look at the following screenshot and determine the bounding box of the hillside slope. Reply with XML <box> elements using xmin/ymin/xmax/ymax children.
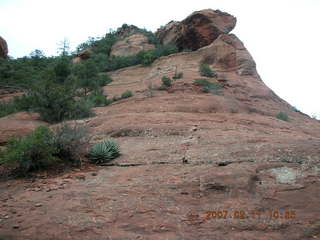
<box><xmin>1</xmin><ymin>9</ymin><xmax>320</xmax><ymax>240</ymax></box>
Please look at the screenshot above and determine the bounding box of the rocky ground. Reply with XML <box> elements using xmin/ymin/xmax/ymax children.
<box><xmin>1</xmin><ymin>9</ymin><xmax>320</xmax><ymax>240</ymax></box>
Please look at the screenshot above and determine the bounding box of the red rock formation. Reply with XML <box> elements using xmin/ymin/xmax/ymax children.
<box><xmin>0</xmin><ymin>35</ymin><xmax>8</xmax><ymax>58</ymax></box>
<box><xmin>0</xmin><ymin>112</ymin><xmax>47</xmax><ymax>144</ymax></box>
<box><xmin>110</xmin><ymin>34</ymin><xmax>155</xmax><ymax>57</ymax></box>
<box><xmin>156</xmin><ymin>9</ymin><xmax>236</xmax><ymax>51</ymax></box>
<box><xmin>72</xmin><ymin>48</ymin><xmax>92</xmax><ymax>63</ymax></box>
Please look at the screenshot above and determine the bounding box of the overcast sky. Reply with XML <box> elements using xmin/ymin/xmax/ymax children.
<box><xmin>0</xmin><ymin>0</ymin><xmax>319</xmax><ymax>118</ymax></box>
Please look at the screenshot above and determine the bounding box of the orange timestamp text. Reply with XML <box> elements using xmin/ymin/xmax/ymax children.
<box><xmin>204</xmin><ymin>209</ymin><xmax>296</xmax><ymax>220</ymax></box>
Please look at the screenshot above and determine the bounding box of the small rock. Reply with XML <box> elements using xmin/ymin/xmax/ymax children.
<box><xmin>13</xmin><ymin>225</ymin><xmax>19</xmax><ymax>229</ymax></box>
<box><xmin>35</xmin><ymin>203</ymin><xmax>42</xmax><ymax>207</ymax></box>
<box><xmin>182</xmin><ymin>157</ymin><xmax>189</xmax><ymax>164</ymax></box>
<box><xmin>190</xmin><ymin>126</ymin><xmax>198</xmax><ymax>132</ymax></box>
<box><xmin>91</xmin><ymin>172</ymin><xmax>98</xmax><ymax>176</ymax></box>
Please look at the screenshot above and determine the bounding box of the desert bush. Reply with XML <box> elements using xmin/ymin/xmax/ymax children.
<box><xmin>97</xmin><ymin>73</ymin><xmax>113</xmax><ymax>86</ymax></box>
<box><xmin>88</xmin><ymin>89</ymin><xmax>109</xmax><ymax>107</ymax></box>
<box><xmin>194</xmin><ymin>78</ymin><xmax>222</xmax><ymax>95</ymax></box>
<box><xmin>173</xmin><ymin>72</ymin><xmax>183</xmax><ymax>79</ymax></box>
<box><xmin>0</xmin><ymin>123</ymin><xmax>92</xmax><ymax>175</ymax></box>
<box><xmin>87</xmin><ymin>139</ymin><xmax>120</xmax><ymax>164</ymax></box>
<box><xmin>161</xmin><ymin>76</ymin><xmax>172</xmax><ymax>87</ymax></box>
<box><xmin>0</xmin><ymin>100</ymin><xmax>19</xmax><ymax>118</ymax></box>
<box><xmin>52</xmin><ymin>122</ymin><xmax>91</xmax><ymax>166</ymax></box>
<box><xmin>199</xmin><ymin>64</ymin><xmax>217</xmax><ymax>78</ymax></box>
<box><xmin>29</xmin><ymin>76</ymin><xmax>93</xmax><ymax>123</ymax></box>
<box><xmin>276</xmin><ymin>112</ymin><xmax>289</xmax><ymax>121</ymax></box>
<box><xmin>0</xmin><ymin>94</ymin><xmax>37</xmax><ymax>118</ymax></box>
<box><xmin>121</xmin><ymin>90</ymin><xmax>133</xmax><ymax>99</ymax></box>
<box><xmin>194</xmin><ymin>78</ymin><xmax>222</xmax><ymax>89</ymax></box>
<box><xmin>0</xmin><ymin>126</ymin><xmax>58</xmax><ymax>175</ymax></box>
<box><xmin>53</xmin><ymin>57</ymin><xmax>72</xmax><ymax>83</ymax></box>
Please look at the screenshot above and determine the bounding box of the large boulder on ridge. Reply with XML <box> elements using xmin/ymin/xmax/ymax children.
<box><xmin>110</xmin><ymin>33</ymin><xmax>155</xmax><ymax>57</ymax></box>
<box><xmin>0</xmin><ymin>36</ymin><xmax>8</xmax><ymax>58</ymax></box>
<box><xmin>156</xmin><ymin>9</ymin><xmax>236</xmax><ymax>51</ymax></box>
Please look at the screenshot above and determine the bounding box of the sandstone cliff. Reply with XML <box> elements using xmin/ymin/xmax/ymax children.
<box><xmin>0</xmin><ymin>35</ymin><xmax>8</xmax><ymax>58</ymax></box>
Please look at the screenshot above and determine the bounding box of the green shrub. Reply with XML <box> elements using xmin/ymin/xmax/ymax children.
<box><xmin>0</xmin><ymin>126</ymin><xmax>58</xmax><ymax>174</ymax></box>
<box><xmin>276</xmin><ymin>112</ymin><xmax>289</xmax><ymax>121</ymax></box>
<box><xmin>88</xmin><ymin>89</ymin><xmax>109</xmax><ymax>107</ymax></box>
<box><xmin>161</xmin><ymin>76</ymin><xmax>172</xmax><ymax>87</ymax></box>
<box><xmin>53</xmin><ymin>57</ymin><xmax>71</xmax><ymax>83</ymax></box>
<box><xmin>121</xmin><ymin>90</ymin><xmax>133</xmax><ymax>99</ymax></box>
<box><xmin>0</xmin><ymin>100</ymin><xmax>19</xmax><ymax>118</ymax></box>
<box><xmin>87</xmin><ymin>139</ymin><xmax>120</xmax><ymax>164</ymax></box>
<box><xmin>29</xmin><ymin>75</ymin><xmax>94</xmax><ymax>123</ymax></box>
<box><xmin>173</xmin><ymin>72</ymin><xmax>183</xmax><ymax>79</ymax></box>
<box><xmin>194</xmin><ymin>78</ymin><xmax>222</xmax><ymax>89</ymax></box>
<box><xmin>291</xmin><ymin>106</ymin><xmax>303</xmax><ymax>114</ymax></box>
<box><xmin>0</xmin><ymin>94</ymin><xmax>36</xmax><ymax>118</ymax></box>
<box><xmin>0</xmin><ymin>124</ymin><xmax>92</xmax><ymax>175</ymax></box>
<box><xmin>97</xmin><ymin>74</ymin><xmax>113</xmax><ymax>86</ymax></box>
<box><xmin>199</xmin><ymin>64</ymin><xmax>217</xmax><ymax>78</ymax></box>
<box><xmin>194</xmin><ymin>78</ymin><xmax>222</xmax><ymax>95</ymax></box>
<box><xmin>138</xmin><ymin>50</ymin><xmax>157</xmax><ymax>66</ymax></box>
<box><xmin>52</xmin><ymin>122</ymin><xmax>90</xmax><ymax>166</ymax></box>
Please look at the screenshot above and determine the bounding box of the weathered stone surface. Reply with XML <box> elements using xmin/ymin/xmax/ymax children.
<box><xmin>199</xmin><ymin>33</ymin><xmax>256</xmax><ymax>75</ymax></box>
<box><xmin>1</xmin><ymin>9</ymin><xmax>320</xmax><ymax>240</ymax></box>
<box><xmin>156</xmin><ymin>9</ymin><xmax>236</xmax><ymax>51</ymax></box>
<box><xmin>0</xmin><ymin>112</ymin><xmax>47</xmax><ymax>144</ymax></box>
<box><xmin>0</xmin><ymin>36</ymin><xmax>8</xmax><ymax>58</ymax></box>
<box><xmin>115</xmin><ymin>24</ymin><xmax>139</xmax><ymax>38</ymax></box>
<box><xmin>110</xmin><ymin>33</ymin><xmax>155</xmax><ymax>57</ymax></box>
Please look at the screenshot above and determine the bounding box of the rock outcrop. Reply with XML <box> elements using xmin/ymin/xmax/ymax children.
<box><xmin>1</xmin><ymin>9</ymin><xmax>320</xmax><ymax>240</ymax></box>
<box><xmin>110</xmin><ymin>33</ymin><xmax>155</xmax><ymax>57</ymax></box>
<box><xmin>0</xmin><ymin>112</ymin><xmax>47</xmax><ymax>144</ymax></box>
<box><xmin>72</xmin><ymin>48</ymin><xmax>92</xmax><ymax>63</ymax></box>
<box><xmin>199</xmin><ymin>33</ymin><xmax>256</xmax><ymax>75</ymax></box>
<box><xmin>115</xmin><ymin>24</ymin><xmax>139</xmax><ymax>38</ymax></box>
<box><xmin>0</xmin><ymin>36</ymin><xmax>8</xmax><ymax>58</ymax></box>
<box><xmin>156</xmin><ymin>9</ymin><xmax>236</xmax><ymax>51</ymax></box>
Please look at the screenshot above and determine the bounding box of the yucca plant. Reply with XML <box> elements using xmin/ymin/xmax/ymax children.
<box><xmin>88</xmin><ymin>139</ymin><xmax>120</xmax><ymax>164</ymax></box>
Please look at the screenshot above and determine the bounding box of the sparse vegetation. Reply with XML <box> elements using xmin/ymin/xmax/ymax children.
<box><xmin>0</xmin><ymin>123</ymin><xmax>92</xmax><ymax>175</ymax></box>
<box><xmin>87</xmin><ymin>139</ymin><xmax>120</xmax><ymax>164</ymax></box>
<box><xmin>161</xmin><ymin>76</ymin><xmax>172</xmax><ymax>88</ymax></box>
<box><xmin>276</xmin><ymin>112</ymin><xmax>289</xmax><ymax>121</ymax></box>
<box><xmin>0</xmin><ymin>126</ymin><xmax>58</xmax><ymax>175</ymax></box>
<box><xmin>173</xmin><ymin>72</ymin><xmax>183</xmax><ymax>79</ymax></box>
<box><xmin>199</xmin><ymin>64</ymin><xmax>217</xmax><ymax>78</ymax></box>
<box><xmin>88</xmin><ymin>89</ymin><xmax>110</xmax><ymax>107</ymax></box>
<box><xmin>291</xmin><ymin>106</ymin><xmax>302</xmax><ymax>114</ymax></box>
<box><xmin>194</xmin><ymin>78</ymin><xmax>222</xmax><ymax>95</ymax></box>
<box><xmin>121</xmin><ymin>90</ymin><xmax>133</xmax><ymax>99</ymax></box>
<box><xmin>52</xmin><ymin>122</ymin><xmax>91</xmax><ymax>167</ymax></box>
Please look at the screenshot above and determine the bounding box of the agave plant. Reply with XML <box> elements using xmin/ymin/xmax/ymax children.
<box><xmin>88</xmin><ymin>139</ymin><xmax>120</xmax><ymax>164</ymax></box>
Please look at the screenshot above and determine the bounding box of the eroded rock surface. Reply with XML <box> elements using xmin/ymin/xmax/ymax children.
<box><xmin>0</xmin><ymin>35</ymin><xmax>8</xmax><ymax>58</ymax></box>
<box><xmin>1</xmin><ymin>9</ymin><xmax>319</xmax><ymax>240</ymax></box>
<box><xmin>0</xmin><ymin>112</ymin><xmax>47</xmax><ymax>144</ymax></box>
<box><xmin>156</xmin><ymin>9</ymin><xmax>236</xmax><ymax>51</ymax></box>
<box><xmin>110</xmin><ymin>33</ymin><xmax>155</xmax><ymax>57</ymax></box>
